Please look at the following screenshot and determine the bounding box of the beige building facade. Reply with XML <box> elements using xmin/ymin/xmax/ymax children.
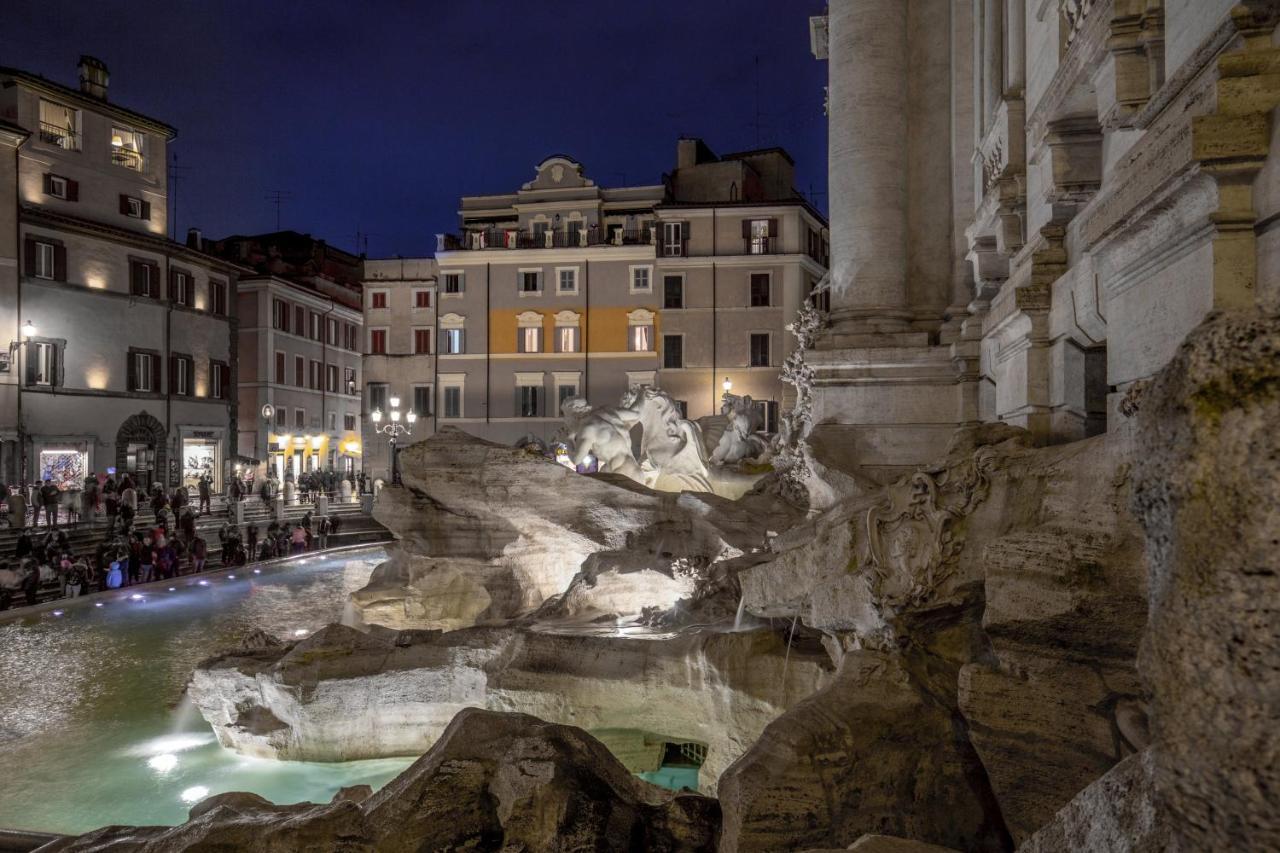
<box><xmin>808</xmin><ymin>0</ymin><xmax>1280</xmax><ymax>481</ymax></box>
<box><xmin>361</xmin><ymin>140</ymin><xmax>828</xmax><ymax>459</ymax></box>
<box><xmin>0</xmin><ymin>58</ymin><xmax>241</xmax><ymax>491</ymax></box>
<box><xmin>361</xmin><ymin>258</ymin><xmax>437</xmax><ymax>481</ymax></box>
<box><xmin>235</xmin><ymin>275</ymin><xmax>363</xmax><ymax>481</ymax></box>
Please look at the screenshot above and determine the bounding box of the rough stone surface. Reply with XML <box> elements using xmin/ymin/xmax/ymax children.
<box><xmin>1131</xmin><ymin>310</ymin><xmax>1280</xmax><ymax>851</ymax></box>
<box><xmin>717</xmin><ymin>651</ymin><xmax>1010</xmax><ymax>853</ymax></box>
<box><xmin>363</xmin><ymin>428</ymin><xmax>799</xmax><ymax>630</ymax></box>
<box><xmin>1016</xmin><ymin>750</ymin><xmax>1169</xmax><ymax>853</ymax></box>
<box><xmin>188</xmin><ymin>622</ymin><xmax>834</xmax><ymax>793</ymax></box>
<box><xmin>41</xmin><ymin>709</ymin><xmax>720</xmax><ymax>853</ymax></box>
<box><xmin>730</xmin><ymin>422</ymin><xmax>1150</xmax><ymax>849</ymax></box>
<box><xmin>957</xmin><ymin>434</ymin><xmax>1149</xmax><ymax>843</ymax></box>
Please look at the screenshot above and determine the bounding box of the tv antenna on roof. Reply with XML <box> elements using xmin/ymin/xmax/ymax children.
<box><xmin>168</xmin><ymin>152</ymin><xmax>192</xmax><ymax>241</ymax></box>
<box><xmin>264</xmin><ymin>190</ymin><xmax>295</xmax><ymax>231</ymax></box>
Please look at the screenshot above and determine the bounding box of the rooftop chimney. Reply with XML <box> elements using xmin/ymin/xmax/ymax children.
<box><xmin>78</xmin><ymin>55</ymin><xmax>109</xmax><ymax>100</ymax></box>
<box><xmin>186</xmin><ymin>228</ymin><xmax>203</xmax><ymax>251</ymax></box>
<box><xmin>676</xmin><ymin>138</ymin><xmax>700</xmax><ymax>170</ymax></box>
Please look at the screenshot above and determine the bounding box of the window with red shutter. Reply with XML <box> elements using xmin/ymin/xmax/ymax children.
<box><xmin>414</xmin><ymin>329</ymin><xmax>431</xmax><ymax>354</ymax></box>
<box><xmin>370</xmin><ymin>329</ymin><xmax>387</xmax><ymax>354</ymax></box>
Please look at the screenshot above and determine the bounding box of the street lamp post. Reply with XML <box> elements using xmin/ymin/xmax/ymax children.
<box><xmin>369</xmin><ymin>395</ymin><xmax>416</xmax><ymax>485</ymax></box>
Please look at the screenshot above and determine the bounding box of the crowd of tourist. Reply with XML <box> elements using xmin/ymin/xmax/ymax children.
<box><xmin>0</xmin><ymin>469</ymin><xmax>362</xmax><ymax>610</ymax></box>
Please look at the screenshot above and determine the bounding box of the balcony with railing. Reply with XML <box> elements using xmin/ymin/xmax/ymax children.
<box><xmin>111</xmin><ymin>146</ymin><xmax>144</xmax><ymax>171</ymax></box>
<box><xmin>744</xmin><ymin>237</ymin><xmax>782</xmax><ymax>255</ymax></box>
<box><xmin>438</xmin><ymin>225</ymin><xmax>654</xmax><ymax>252</ymax></box>
<box><xmin>38</xmin><ymin>122</ymin><xmax>80</xmax><ymax>151</ymax></box>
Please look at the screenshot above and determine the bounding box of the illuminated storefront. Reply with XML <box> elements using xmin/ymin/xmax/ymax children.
<box><xmin>267</xmin><ymin>432</ymin><xmax>362</xmax><ymax>481</ymax></box>
<box><xmin>38</xmin><ymin>447</ymin><xmax>88</xmax><ymax>489</ymax></box>
<box><xmin>179</xmin><ymin>427</ymin><xmax>225</xmax><ymax>491</ymax></box>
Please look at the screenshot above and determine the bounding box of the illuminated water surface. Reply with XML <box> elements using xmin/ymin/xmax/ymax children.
<box><xmin>0</xmin><ymin>546</ymin><xmax>413</xmax><ymax>835</ymax></box>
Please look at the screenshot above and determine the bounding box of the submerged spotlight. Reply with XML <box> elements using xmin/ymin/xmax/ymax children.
<box><xmin>293</xmin><ymin>628</ymin><xmax>308</xmax><ymax>637</ymax></box>
<box><xmin>95</xmin><ymin>602</ymin><xmax>104</xmax><ymax>607</ymax></box>
<box><xmin>197</xmin><ymin>580</ymin><xmax>210</xmax><ymax>586</ymax></box>
<box><xmin>148</xmin><ymin>753</ymin><xmax>178</xmax><ymax>773</ymax></box>
<box><xmin>130</xmin><ymin>594</ymin><xmax>144</xmax><ymax>601</ymax></box>
<box><xmin>227</xmin><ymin>574</ymin><xmax>235</xmax><ymax>579</ymax></box>
<box><xmin>252</xmin><ymin>569</ymin><xmax>261</xmax><ymax>574</ymax></box>
<box><xmin>52</xmin><ymin>610</ymin><xmax>64</xmax><ymax>616</ymax></box>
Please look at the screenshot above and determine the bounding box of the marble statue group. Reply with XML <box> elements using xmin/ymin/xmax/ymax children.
<box><xmin>557</xmin><ymin>385</ymin><xmax>769</xmax><ymax>499</ymax></box>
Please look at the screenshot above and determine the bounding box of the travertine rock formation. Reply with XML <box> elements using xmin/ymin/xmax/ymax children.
<box><xmin>724</xmin><ymin>422</ymin><xmax>1147</xmax><ymax>849</ymax></box>
<box><xmin>188</xmin><ymin>622</ymin><xmax>833</xmax><ymax>793</ymax></box>
<box><xmin>1131</xmin><ymin>310</ymin><xmax>1280</xmax><ymax>851</ymax></box>
<box><xmin>1016</xmin><ymin>750</ymin><xmax>1168</xmax><ymax>853</ymax></box>
<box><xmin>361</xmin><ymin>428</ymin><xmax>798</xmax><ymax>631</ymax></box>
<box><xmin>42</xmin><ymin>709</ymin><xmax>721</xmax><ymax>853</ymax></box>
<box><xmin>718</xmin><ymin>651</ymin><xmax>1010</xmax><ymax>853</ymax></box>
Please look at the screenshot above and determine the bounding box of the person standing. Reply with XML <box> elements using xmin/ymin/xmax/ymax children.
<box><xmin>39</xmin><ymin>480</ymin><xmax>60</xmax><ymax>529</ymax></box>
<box><xmin>197</xmin><ymin>475</ymin><xmax>212</xmax><ymax>515</ymax></box>
<box><xmin>316</xmin><ymin>515</ymin><xmax>330</xmax><ymax>551</ymax></box>
<box><xmin>245</xmin><ymin>522</ymin><xmax>259</xmax><ymax>563</ymax></box>
<box><xmin>7</xmin><ymin>487</ymin><xmax>28</xmax><ymax>533</ymax></box>
<box><xmin>190</xmin><ymin>534</ymin><xmax>207</xmax><ymax>574</ymax></box>
<box><xmin>82</xmin><ymin>473</ymin><xmax>100</xmax><ymax>525</ymax></box>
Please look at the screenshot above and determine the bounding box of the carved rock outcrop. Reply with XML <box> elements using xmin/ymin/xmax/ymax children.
<box><xmin>364</xmin><ymin>428</ymin><xmax>799</xmax><ymax>630</ymax></box>
<box><xmin>1015</xmin><ymin>749</ymin><xmax>1168</xmax><ymax>853</ymax></box>
<box><xmin>717</xmin><ymin>651</ymin><xmax>1011</xmax><ymax>853</ymax></box>
<box><xmin>42</xmin><ymin>709</ymin><xmax>721</xmax><ymax>853</ymax></box>
<box><xmin>1131</xmin><ymin>310</ymin><xmax>1280</xmax><ymax>850</ymax></box>
<box><xmin>187</xmin><ymin>623</ymin><xmax>834</xmax><ymax>794</ymax></box>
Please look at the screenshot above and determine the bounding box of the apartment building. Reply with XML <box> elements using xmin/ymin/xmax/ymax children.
<box><xmin>391</xmin><ymin>138</ymin><xmax>827</xmax><ymax>449</ymax></box>
<box><xmin>0</xmin><ymin>57</ymin><xmax>241</xmax><ymax>491</ymax></box>
<box><xmin>361</xmin><ymin>257</ymin><xmax>436</xmax><ymax>481</ymax></box>
<box><xmin>207</xmin><ymin>231</ymin><xmax>365</xmax><ymax>480</ymax></box>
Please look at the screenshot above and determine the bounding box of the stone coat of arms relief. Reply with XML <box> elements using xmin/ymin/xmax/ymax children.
<box><xmin>856</xmin><ymin>446</ymin><xmax>999</xmax><ymax>609</ymax></box>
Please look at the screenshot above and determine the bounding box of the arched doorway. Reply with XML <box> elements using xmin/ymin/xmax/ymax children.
<box><xmin>116</xmin><ymin>411</ymin><xmax>167</xmax><ymax>491</ymax></box>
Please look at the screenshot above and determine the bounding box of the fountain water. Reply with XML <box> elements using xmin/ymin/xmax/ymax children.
<box><xmin>733</xmin><ymin>594</ymin><xmax>747</xmax><ymax>632</ymax></box>
<box><xmin>170</xmin><ymin>693</ymin><xmax>200</xmax><ymax>735</ymax></box>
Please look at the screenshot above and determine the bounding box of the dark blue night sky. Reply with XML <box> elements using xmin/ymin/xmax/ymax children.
<box><xmin>6</xmin><ymin>0</ymin><xmax>829</xmax><ymax>258</ymax></box>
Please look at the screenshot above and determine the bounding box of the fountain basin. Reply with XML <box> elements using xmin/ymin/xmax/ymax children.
<box><xmin>187</xmin><ymin>621</ymin><xmax>834</xmax><ymax>793</ymax></box>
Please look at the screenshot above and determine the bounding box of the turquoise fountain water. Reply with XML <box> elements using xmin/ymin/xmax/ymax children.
<box><xmin>0</xmin><ymin>547</ymin><xmax>413</xmax><ymax>835</ymax></box>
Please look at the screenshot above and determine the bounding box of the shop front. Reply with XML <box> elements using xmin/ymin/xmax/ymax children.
<box><xmin>267</xmin><ymin>432</ymin><xmax>362</xmax><ymax>481</ymax></box>
<box><xmin>179</xmin><ymin>426</ymin><xmax>225</xmax><ymax>492</ymax></box>
<box><xmin>34</xmin><ymin>440</ymin><xmax>91</xmax><ymax>490</ymax></box>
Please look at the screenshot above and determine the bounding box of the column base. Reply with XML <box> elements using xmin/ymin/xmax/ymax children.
<box><xmin>807</xmin><ymin>339</ymin><xmax>981</xmax><ymax>479</ymax></box>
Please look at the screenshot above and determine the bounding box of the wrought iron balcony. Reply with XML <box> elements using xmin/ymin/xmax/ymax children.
<box><xmin>111</xmin><ymin>146</ymin><xmax>144</xmax><ymax>171</ymax></box>
<box><xmin>39</xmin><ymin>122</ymin><xmax>79</xmax><ymax>151</ymax></box>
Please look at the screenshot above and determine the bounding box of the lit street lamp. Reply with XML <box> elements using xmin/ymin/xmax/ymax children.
<box><xmin>723</xmin><ymin>376</ymin><xmax>732</xmax><ymax>394</ymax></box>
<box><xmin>370</xmin><ymin>395</ymin><xmax>416</xmax><ymax>485</ymax></box>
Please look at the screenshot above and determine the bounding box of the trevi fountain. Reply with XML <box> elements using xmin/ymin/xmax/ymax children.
<box><xmin>3</xmin><ymin>1</ymin><xmax>1280</xmax><ymax>851</ymax></box>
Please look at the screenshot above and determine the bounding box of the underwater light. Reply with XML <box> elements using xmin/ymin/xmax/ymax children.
<box><xmin>180</xmin><ymin>786</ymin><xmax>209</xmax><ymax>803</ymax></box>
<box><xmin>148</xmin><ymin>753</ymin><xmax>178</xmax><ymax>773</ymax></box>
<box><xmin>197</xmin><ymin>580</ymin><xmax>210</xmax><ymax>586</ymax></box>
<box><xmin>52</xmin><ymin>610</ymin><xmax>64</xmax><ymax>616</ymax></box>
<box><xmin>253</xmin><ymin>569</ymin><xmax>261</xmax><ymax>574</ymax></box>
<box><xmin>227</xmin><ymin>574</ymin><xmax>235</xmax><ymax>579</ymax></box>
<box><xmin>130</xmin><ymin>594</ymin><xmax>144</xmax><ymax>601</ymax></box>
<box><xmin>168</xmin><ymin>587</ymin><xmax>176</xmax><ymax>592</ymax></box>
<box><xmin>95</xmin><ymin>602</ymin><xmax>104</xmax><ymax>607</ymax></box>
<box><xmin>293</xmin><ymin>629</ymin><xmax>309</xmax><ymax>637</ymax></box>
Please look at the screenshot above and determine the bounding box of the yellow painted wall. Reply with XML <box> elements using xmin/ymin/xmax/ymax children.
<box><xmin>488</xmin><ymin>306</ymin><xmax>660</xmax><ymax>354</ymax></box>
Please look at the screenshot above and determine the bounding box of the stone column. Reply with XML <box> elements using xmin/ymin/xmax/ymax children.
<box><xmin>982</xmin><ymin>0</ymin><xmax>1003</xmax><ymax>129</ymax></box>
<box><xmin>827</xmin><ymin>0</ymin><xmax>912</xmax><ymax>334</ymax></box>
